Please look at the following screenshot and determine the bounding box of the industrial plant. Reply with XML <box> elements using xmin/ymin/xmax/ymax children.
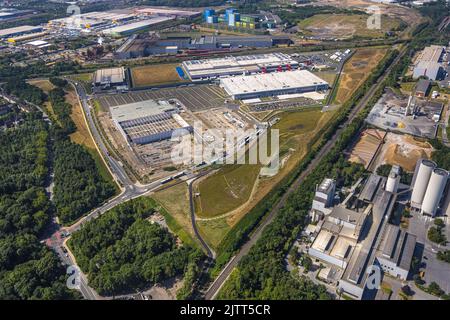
<box><xmin>202</xmin><ymin>8</ymin><xmax>279</xmax><ymax>30</ymax></box>
<box><xmin>114</xmin><ymin>34</ymin><xmax>292</xmax><ymax>59</ymax></box>
<box><xmin>300</xmin><ymin>155</ymin><xmax>450</xmax><ymax>300</ymax></box>
<box><xmin>181</xmin><ymin>53</ymin><xmax>299</xmax><ymax>80</ymax></box>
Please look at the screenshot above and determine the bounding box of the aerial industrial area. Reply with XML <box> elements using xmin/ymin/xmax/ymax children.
<box><xmin>0</xmin><ymin>0</ymin><xmax>449</xmax><ymax>307</ymax></box>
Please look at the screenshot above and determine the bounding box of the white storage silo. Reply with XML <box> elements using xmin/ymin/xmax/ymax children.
<box><xmin>386</xmin><ymin>172</ymin><xmax>400</xmax><ymax>193</ymax></box>
<box><xmin>411</xmin><ymin>159</ymin><xmax>436</xmax><ymax>209</ymax></box>
<box><xmin>421</xmin><ymin>168</ymin><xmax>448</xmax><ymax>216</ymax></box>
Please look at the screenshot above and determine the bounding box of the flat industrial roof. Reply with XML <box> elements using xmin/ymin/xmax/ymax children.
<box><xmin>381</xmin><ymin>224</ymin><xmax>400</xmax><ymax>258</ymax></box>
<box><xmin>329</xmin><ymin>206</ymin><xmax>363</xmax><ymax>226</ymax></box>
<box><xmin>398</xmin><ymin>233</ymin><xmax>417</xmax><ymax>270</ymax></box>
<box><xmin>110</xmin><ymin>100</ymin><xmax>175</xmax><ymax>123</ymax></box>
<box><xmin>416</xmin><ymin>79</ymin><xmax>431</xmax><ymax>93</ymax></box>
<box><xmin>136</xmin><ymin>7</ymin><xmax>200</xmax><ymax>17</ymax></box>
<box><xmin>417</xmin><ymin>45</ymin><xmax>444</xmax><ymax>64</ymax></box>
<box><xmin>359</xmin><ymin>175</ymin><xmax>382</xmax><ymax>202</ymax></box>
<box><xmin>313</xmin><ymin>230</ymin><xmax>334</xmax><ymax>252</ymax></box>
<box><xmin>0</xmin><ymin>25</ymin><xmax>42</xmax><ymax>37</ymax></box>
<box><xmin>103</xmin><ymin>17</ymin><xmax>173</xmax><ymax>34</ymax></box>
<box><xmin>26</xmin><ymin>40</ymin><xmax>48</xmax><ymax>46</ymax></box>
<box><xmin>183</xmin><ymin>53</ymin><xmax>297</xmax><ymax>72</ymax></box>
<box><xmin>330</xmin><ymin>237</ymin><xmax>353</xmax><ymax>259</ymax></box>
<box><xmin>220</xmin><ymin>70</ymin><xmax>328</xmax><ymax>96</ymax></box>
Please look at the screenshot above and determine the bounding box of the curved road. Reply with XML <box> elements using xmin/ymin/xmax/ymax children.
<box><xmin>204</xmin><ymin>46</ymin><xmax>408</xmax><ymax>300</ymax></box>
<box><xmin>188</xmin><ymin>172</ymin><xmax>215</xmax><ymax>259</ymax></box>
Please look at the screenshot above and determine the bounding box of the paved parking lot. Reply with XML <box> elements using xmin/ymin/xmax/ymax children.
<box><xmin>98</xmin><ymin>84</ymin><xmax>228</xmax><ymax>112</ymax></box>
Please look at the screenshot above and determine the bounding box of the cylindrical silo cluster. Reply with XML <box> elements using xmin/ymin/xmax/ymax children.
<box><xmin>411</xmin><ymin>159</ymin><xmax>449</xmax><ymax>216</ymax></box>
<box><xmin>411</xmin><ymin>159</ymin><xmax>437</xmax><ymax>208</ymax></box>
<box><xmin>422</xmin><ymin>169</ymin><xmax>449</xmax><ymax>216</ymax></box>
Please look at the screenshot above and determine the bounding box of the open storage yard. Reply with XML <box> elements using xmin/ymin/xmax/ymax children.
<box><xmin>367</xmin><ymin>89</ymin><xmax>444</xmax><ymax>139</ymax></box>
<box><xmin>298</xmin><ymin>13</ymin><xmax>402</xmax><ymax>40</ymax></box>
<box><xmin>348</xmin><ymin>129</ymin><xmax>386</xmax><ymax>169</ymax></box>
<box><xmin>130</xmin><ymin>63</ymin><xmax>187</xmax><ymax>88</ymax></box>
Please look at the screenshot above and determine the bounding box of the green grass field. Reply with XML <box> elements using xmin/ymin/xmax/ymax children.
<box><xmin>274</xmin><ymin>107</ymin><xmax>324</xmax><ymax>154</ymax></box>
<box><xmin>195</xmin><ymin>165</ymin><xmax>261</xmax><ymax>218</ymax></box>
<box><xmin>197</xmin><ymin>217</ymin><xmax>231</xmax><ymax>249</ymax></box>
<box><xmin>152</xmin><ymin>183</ymin><xmax>200</xmax><ymax>246</ymax></box>
<box><xmin>131</xmin><ymin>64</ymin><xmax>185</xmax><ymax>88</ymax></box>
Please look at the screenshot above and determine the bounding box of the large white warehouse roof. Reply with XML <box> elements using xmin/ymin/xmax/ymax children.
<box><xmin>220</xmin><ymin>70</ymin><xmax>328</xmax><ymax>98</ymax></box>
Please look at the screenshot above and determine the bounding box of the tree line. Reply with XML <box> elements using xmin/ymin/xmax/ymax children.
<box><xmin>0</xmin><ymin>113</ymin><xmax>80</xmax><ymax>299</ymax></box>
<box><xmin>47</xmin><ymin>79</ymin><xmax>116</xmax><ymax>225</ymax></box>
<box><xmin>68</xmin><ymin>198</ymin><xmax>204</xmax><ymax>296</ymax></box>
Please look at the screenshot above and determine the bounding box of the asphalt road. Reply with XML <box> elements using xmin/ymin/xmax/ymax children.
<box><xmin>44</xmin><ymin>81</ymin><xmax>187</xmax><ymax>299</ymax></box>
<box><xmin>204</xmin><ymin>47</ymin><xmax>408</xmax><ymax>300</ymax></box>
<box><xmin>188</xmin><ymin>172</ymin><xmax>215</xmax><ymax>259</ymax></box>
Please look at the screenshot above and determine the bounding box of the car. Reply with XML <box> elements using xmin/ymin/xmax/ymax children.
<box><xmin>423</xmin><ymin>256</ymin><xmax>428</xmax><ymax>260</ymax></box>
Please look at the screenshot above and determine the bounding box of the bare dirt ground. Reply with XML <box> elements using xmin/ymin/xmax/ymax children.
<box><xmin>349</xmin><ymin>128</ymin><xmax>386</xmax><ymax>168</ymax></box>
<box><xmin>336</xmin><ymin>47</ymin><xmax>388</xmax><ymax>104</ymax></box>
<box><xmin>372</xmin><ymin>133</ymin><xmax>434</xmax><ymax>172</ymax></box>
<box><xmin>143</xmin><ymin>277</ymin><xmax>183</xmax><ymax>300</ymax></box>
<box><xmin>315</xmin><ymin>0</ymin><xmax>423</xmax><ymax>25</ymax></box>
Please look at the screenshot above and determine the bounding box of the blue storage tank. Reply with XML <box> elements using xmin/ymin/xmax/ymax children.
<box><xmin>204</xmin><ymin>9</ymin><xmax>215</xmax><ymax>21</ymax></box>
<box><xmin>207</xmin><ymin>15</ymin><xmax>218</xmax><ymax>24</ymax></box>
<box><xmin>225</xmin><ymin>8</ymin><xmax>236</xmax><ymax>22</ymax></box>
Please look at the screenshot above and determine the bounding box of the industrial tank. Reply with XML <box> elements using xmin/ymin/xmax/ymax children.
<box><xmin>386</xmin><ymin>172</ymin><xmax>400</xmax><ymax>193</ymax></box>
<box><xmin>411</xmin><ymin>159</ymin><xmax>436</xmax><ymax>208</ymax></box>
<box><xmin>422</xmin><ymin>168</ymin><xmax>448</xmax><ymax>216</ymax></box>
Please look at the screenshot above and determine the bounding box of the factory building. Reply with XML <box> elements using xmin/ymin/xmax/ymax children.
<box><xmin>308</xmin><ymin>206</ymin><xmax>368</xmax><ymax>269</ymax></box>
<box><xmin>310</xmin><ymin>178</ymin><xmax>336</xmax><ymax>221</ymax></box>
<box><xmin>102</xmin><ymin>17</ymin><xmax>174</xmax><ymax>37</ymax></box>
<box><xmin>307</xmin><ymin>173</ymin><xmax>417</xmax><ymax>300</ymax></box>
<box><xmin>182</xmin><ymin>53</ymin><xmax>299</xmax><ymax>80</ymax></box>
<box><xmin>220</xmin><ymin>70</ymin><xmax>329</xmax><ymax>100</ymax></box>
<box><xmin>0</xmin><ymin>9</ymin><xmax>33</xmax><ymax>21</ymax></box>
<box><xmin>203</xmin><ymin>8</ymin><xmax>276</xmax><ymax>30</ymax></box>
<box><xmin>135</xmin><ymin>7</ymin><xmax>201</xmax><ymax>19</ymax></box>
<box><xmin>413</xmin><ymin>45</ymin><xmax>445</xmax><ymax>81</ymax></box>
<box><xmin>93</xmin><ymin>67</ymin><xmax>128</xmax><ymax>91</ymax></box>
<box><xmin>376</xmin><ymin>225</ymin><xmax>417</xmax><ymax>280</ymax></box>
<box><xmin>415</xmin><ymin>79</ymin><xmax>431</xmax><ymax>98</ymax></box>
<box><xmin>110</xmin><ymin>99</ymin><xmax>192</xmax><ymax>145</ymax></box>
<box><xmin>0</xmin><ymin>25</ymin><xmax>43</xmax><ymax>39</ymax></box>
<box><xmin>411</xmin><ymin>158</ymin><xmax>449</xmax><ymax>216</ymax></box>
<box><xmin>114</xmin><ymin>34</ymin><xmax>291</xmax><ymax>59</ymax></box>
<box><xmin>49</xmin><ymin>10</ymin><xmax>136</xmax><ymax>30</ymax></box>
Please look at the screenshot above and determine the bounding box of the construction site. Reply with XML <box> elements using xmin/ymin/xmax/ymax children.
<box><xmin>95</xmin><ymin>84</ymin><xmax>256</xmax><ymax>182</ymax></box>
<box><xmin>366</xmin><ymin>89</ymin><xmax>444</xmax><ymax>139</ymax></box>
